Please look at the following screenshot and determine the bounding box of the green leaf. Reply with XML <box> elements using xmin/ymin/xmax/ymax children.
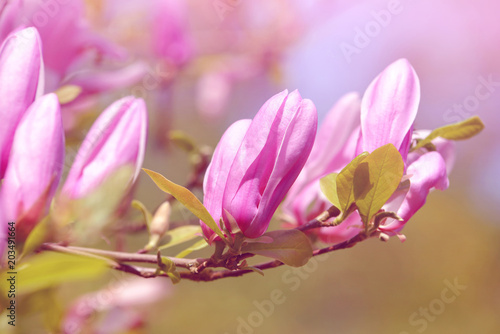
<box><xmin>353</xmin><ymin>144</ymin><xmax>404</xmax><ymax>226</ymax></box>
<box><xmin>4</xmin><ymin>252</ymin><xmax>108</xmax><ymax>295</ymax></box>
<box><xmin>319</xmin><ymin>173</ymin><xmax>340</xmax><ymax>208</ymax></box>
<box><xmin>143</xmin><ymin>169</ymin><xmax>226</xmax><ymax>241</ymax></box>
<box><xmin>158</xmin><ymin>225</ymin><xmax>202</xmax><ymax>250</ymax></box>
<box><xmin>336</xmin><ymin>152</ymin><xmax>370</xmax><ymax>213</ymax></box>
<box><xmin>175</xmin><ymin>239</ymin><xmax>209</xmax><ymax>258</ymax></box>
<box><xmin>413</xmin><ymin>116</ymin><xmax>484</xmax><ymax>150</ymax></box>
<box><xmin>240</xmin><ymin>229</ymin><xmax>313</xmax><ymax>267</ymax></box>
<box><xmin>131</xmin><ymin>199</ymin><xmax>153</xmax><ymax>231</ymax></box>
<box><xmin>19</xmin><ymin>216</ymin><xmax>50</xmax><ymax>261</ymax></box>
<box><xmin>157</xmin><ymin>254</ymin><xmax>181</xmax><ymax>284</ymax></box>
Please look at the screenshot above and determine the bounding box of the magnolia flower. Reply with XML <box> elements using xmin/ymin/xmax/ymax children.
<box><xmin>202</xmin><ymin>89</ymin><xmax>317</xmax><ymax>239</ymax></box>
<box><xmin>283</xmin><ymin>59</ymin><xmax>453</xmax><ymax>244</ymax></box>
<box><xmin>62</xmin><ymin>277</ymin><xmax>171</xmax><ymax>334</ymax></box>
<box><xmin>282</xmin><ymin>92</ymin><xmax>361</xmax><ymax>227</ymax></box>
<box><xmin>0</xmin><ymin>93</ymin><xmax>64</xmax><ymax>238</ymax></box>
<box><xmin>0</xmin><ymin>0</ymin><xmax>125</xmax><ymax>80</ymax></box>
<box><xmin>61</xmin><ymin>97</ymin><xmax>148</xmax><ymax>199</ymax></box>
<box><xmin>0</xmin><ymin>27</ymin><xmax>44</xmax><ymax>177</ymax></box>
<box><xmin>0</xmin><ymin>1</ymin><xmax>148</xmax><ymax>128</ymax></box>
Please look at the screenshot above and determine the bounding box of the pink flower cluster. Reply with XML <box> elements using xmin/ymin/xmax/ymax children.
<box><xmin>0</xmin><ymin>28</ymin><xmax>148</xmax><ymax>251</ymax></box>
<box><xmin>201</xmin><ymin>59</ymin><xmax>454</xmax><ymax>243</ymax></box>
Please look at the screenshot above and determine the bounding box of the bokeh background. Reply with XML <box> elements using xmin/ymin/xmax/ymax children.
<box><xmin>4</xmin><ymin>0</ymin><xmax>500</xmax><ymax>333</ymax></box>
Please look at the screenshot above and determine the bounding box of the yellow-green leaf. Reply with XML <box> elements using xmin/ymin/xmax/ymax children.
<box><xmin>19</xmin><ymin>216</ymin><xmax>50</xmax><ymax>261</ymax></box>
<box><xmin>158</xmin><ymin>225</ymin><xmax>202</xmax><ymax>250</ymax></box>
<box><xmin>157</xmin><ymin>255</ymin><xmax>181</xmax><ymax>284</ymax></box>
<box><xmin>4</xmin><ymin>252</ymin><xmax>108</xmax><ymax>295</ymax></box>
<box><xmin>353</xmin><ymin>144</ymin><xmax>404</xmax><ymax>226</ymax></box>
<box><xmin>336</xmin><ymin>152</ymin><xmax>369</xmax><ymax>213</ymax></box>
<box><xmin>413</xmin><ymin>116</ymin><xmax>484</xmax><ymax>150</ymax></box>
<box><xmin>143</xmin><ymin>169</ymin><xmax>226</xmax><ymax>241</ymax></box>
<box><xmin>175</xmin><ymin>239</ymin><xmax>209</xmax><ymax>258</ymax></box>
<box><xmin>54</xmin><ymin>85</ymin><xmax>82</xmax><ymax>104</ymax></box>
<box><xmin>240</xmin><ymin>229</ymin><xmax>313</xmax><ymax>267</ymax></box>
<box><xmin>319</xmin><ymin>173</ymin><xmax>340</xmax><ymax>208</ymax></box>
<box><xmin>131</xmin><ymin>200</ymin><xmax>153</xmax><ymax>231</ymax></box>
<box><xmin>169</xmin><ymin>130</ymin><xmax>198</xmax><ymax>153</ymax></box>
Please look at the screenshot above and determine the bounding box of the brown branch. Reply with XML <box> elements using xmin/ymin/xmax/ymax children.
<box><xmin>40</xmin><ymin>206</ymin><xmax>371</xmax><ymax>282</ymax></box>
<box><xmin>176</xmin><ymin>232</ymin><xmax>370</xmax><ymax>282</ymax></box>
<box><xmin>40</xmin><ymin>243</ymin><xmax>199</xmax><ymax>269</ymax></box>
<box><xmin>296</xmin><ymin>206</ymin><xmax>341</xmax><ymax>232</ymax></box>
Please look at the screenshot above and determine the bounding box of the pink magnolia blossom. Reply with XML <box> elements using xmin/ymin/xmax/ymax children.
<box><xmin>61</xmin><ymin>97</ymin><xmax>148</xmax><ymax>199</ymax></box>
<box><xmin>284</xmin><ymin>59</ymin><xmax>453</xmax><ymax>243</ymax></box>
<box><xmin>0</xmin><ymin>27</ymin><xmax>43</xmax><ymax>177</ymax></box>
<box><xmin>282</xmin><ymin>92</ymin><xmax>361</xmax><ymax>228</ymax></box>
<box><xmin>0</xmin><ymin>0</ymin><xmax>148</xmax><ymax>125</ymax></box>
<box><xmin>0</xmin><ymin>0</ymin><xmax>21</xmax><ymax>42</ymax></box>
<box><xmin>62</xmin><ymin>277</ymin><xmax>171</xmax><ymax>334</ymax></box>
<box><xmin>0</xmin><ymin>93</ymin><xmax>64</xmax><ymax>238</ymax></box>
<box><xmin>0</xmin><ymin>0</ymin><xmax>125</xmax><ymax>79</ymax></box>
<box><xmin>202</xmin><ymin>90</ymin><xmax>317</xmax><ymax>239</ymax></box>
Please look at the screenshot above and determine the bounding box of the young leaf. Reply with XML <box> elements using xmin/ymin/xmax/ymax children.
<box><xmin>143</xmin><ymin>169</ymin><xmax>226</xmax><ymax>241</ymax></box>
<box><xmin>19</xmin><ymin>216</ymin><xmax>50</xmax><ymax>261</ymax></box>
<box><xmin>131</xmin><ymin>199</ymin><xmax>153</xmax><ymax>231</ymax></box>
<box><xmin>158</xmin><ymin>225</ymin><xmax>203</xmax><ymax>250</ymax></box>
<box><xmin>240</xmin><ymin>229</ymin><xmax>313</xmax><ymax>267</ymax></box>
<box><xmin>8</xmin><ymin>252</ymin><xmax>108</xmax><ymax>295</ymax></box>
<box><xmin>54</xmin><ymin>85</ymin><xmax>82</xmax><ymax>104</ymax></box>
<box><xmin>336</xmin><ymin>152</ymin><xmax>369</xmax><ymax>213</ymax></box>
<box><xmin>175</xmin><ymin>239</ymin><xmax>209</xmax><ymax>258</ymax></box>
<box><xmin>169</xmin><ymin>130</ymin><xmax>198</xmax><ymax>154</ymax></box>
<box><xmin>353</xmin><ymin>144</ymin><xmax>404</xmax><ymax>226</ymax></box>
<box><xmin>412</xmin><ymin>116</ymin><xmax>484</xmax><ymax>150</ymax></box>
<box><xmin>319</xmin><ymin>173</ymin><xmax>340</xmax><ymax>208</ymax></box>
<box><xmin>157</xmin><ymin>254</ymin><xmax>181</xmax><ymax>284</ymax></box>
<box><xmin>373</xmin><ymin>211</ymin><xmax>403</xmax><ymax>230</ymax></box>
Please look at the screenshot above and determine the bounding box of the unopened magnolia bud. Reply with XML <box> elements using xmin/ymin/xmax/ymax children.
<box><xmin>143</xmin><ymin>202</ymin><xmax>171</xmax><ymax>252</ymax></box>
<box><xmin>150</xmin><ymin>202</ymin><xmax>171</xmax><ymax>237</ymax></box>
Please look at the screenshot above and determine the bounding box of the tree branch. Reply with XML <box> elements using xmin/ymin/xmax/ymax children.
<box><xmin>40</xmin><ymin>243</ymin><xmax>199</xmax><ymax>269</ymax></box>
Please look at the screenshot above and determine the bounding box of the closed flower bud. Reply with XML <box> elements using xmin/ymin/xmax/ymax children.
<box><xmin>0</xmin><ymin>93</ymin><xmax>64</xmax><ymax>238</ymax></box>
<box><xmin>202</xmin><ymin>90</ymin><xmax>318</xmax><ymax>239</ymax></box>
<box><xmin>0</xmin><ymin>27</ymin><xmax>44</xmax><ymax>177</ymax></box>
<box><xmin>62</xmin><ymin>96</ymin><xmax>148</xmax><ymax>199</ymax></box>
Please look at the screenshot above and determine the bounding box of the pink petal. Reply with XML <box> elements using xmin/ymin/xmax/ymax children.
<box><xmin>0</xmin><ymin>0</ymin><xmax>21</xmax><ymax>42</ymax></box>
<box><xmin>306</xmin><ymin>92</ymin><xmax>361</xmax><ymax>182</ymax></box>
<box><xmin>409</xmin><ymin>129</ymin><xmax>456</xmax><ymax>174</ymax></box>
<box><xmin>62</xmin><ymin>97</ymin><xmax>148</xmax><ymax>198</ymax></box>
<box><xmin>0</xmin><ymin>27</ymin><xmax>44</xmax><ymax>177</ymax></box>
<box><xmin>359</xmin><ymin>58</ymin><xmax>420</xmax><ymax>156</ymax></box>
<box><xmin>380</xmin><ymin>151</ymin><xmax>449</xmax><ymax>233</ymax></box>
<box><xmin>1</xmin><ymin>93</ymin><xmax>64</xmax><ymax>224</ymax></box>
<box><xmin>65</xmin><ymin>61</ymin><xmax>149</xmax><ymax>95</ymax></box>
<box><xmin>224</xmin><ymin>90</ymin><xmax>318</xmax><ymax>238</ymax></box>
<box><xmin>201</xmin><ymin>119</ymin><xmax>251</xmax><ymax>239</ymax></box>
<box><xmin>248</xmin><ymin>97</ymin><xmax>317</xmax><ymax>237</ymax></box>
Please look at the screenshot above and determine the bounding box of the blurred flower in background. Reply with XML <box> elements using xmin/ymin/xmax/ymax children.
<box><xmin>62</xmin><ymin>277</ymin><xmax>171</xmax><ymax>334</ymax></box>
